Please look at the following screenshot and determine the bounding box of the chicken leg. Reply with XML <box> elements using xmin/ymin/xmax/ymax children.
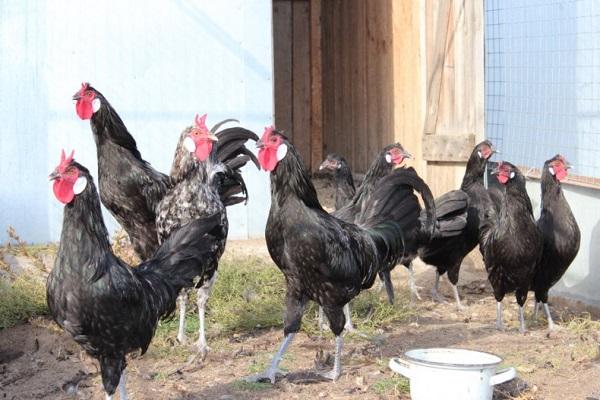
<box><xmin>496</xmin><ymin>301</ymin><xmax>505</xmax><ymax>331</ymax></box>
<box><xmin>518</xmin><ymin>305</ymin><xmax>527</xmax><ymax>334</ymax></box>
<box><xmin>318</xmin><ymin>304</ymin><xmax>356</xmax><ymax>334</ymax></box>
<box><xmin>431</xmin><ymin>271</ymin><xmax>446</xmax><ymax>303</ymax></box>
<box><xmin>195</xmin><ymin>272</ymin><xmax>218</xmax><ymax>357</ymax></box>
<box><xmin>318</xmin><ymin>335</ymin><xmax>343</xmax><ymax>381</ymax></box>
<box><xmin>176</xmin><ymin>291</ymin><xmax>189</xmax><ymax>343</ymax></box>
<box><xmin>543</xmin><ymin>303</ymin><xmax>556</xmax><ymax>330</ymax></box>
<box><xmin>408</xmin><ymin>265</ymin><xmax>423</xmax><ymax>302</ymax></box>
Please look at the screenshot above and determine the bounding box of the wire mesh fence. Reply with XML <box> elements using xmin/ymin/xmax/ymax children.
<box><xmin>485</xmin><ymin>0</ymin><xmax>600</xmax><ymax>186</ymax></box>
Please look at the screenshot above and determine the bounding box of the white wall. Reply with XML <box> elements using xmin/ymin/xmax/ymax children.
<box><xmin>0</xmin><ymin>0</ymin><xmax>273</xmax><ymax>243</ymax></box>
<box><xmin>526</xmin><ymin>180</ymin><xmax>600</xmax><ymax>306</ymax></box>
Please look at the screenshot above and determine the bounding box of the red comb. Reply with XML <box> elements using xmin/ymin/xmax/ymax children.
<box><xmin>58</xmin><ymin>149</ymin><xmax>75</xmax><ymax>173</ymax></box>
<box><xmin>194</xmin><ymin>113</ymin><xmax>208</xmax><ymax>132</ymax></box>
<box><xmin>78</xmin><ymin>82</ymin><xmax>89</xmax><ymax>97</ymax></box>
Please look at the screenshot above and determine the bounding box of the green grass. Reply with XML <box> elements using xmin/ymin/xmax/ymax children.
<box><xmin>0</xmin><ymin>274</ymin><xmax>48</xmax><ymax>329</ymax></box>
<box><xmin>371</xmin><ymin>375</ymin><xmax>410</xmax><ymax>395</ymax></box>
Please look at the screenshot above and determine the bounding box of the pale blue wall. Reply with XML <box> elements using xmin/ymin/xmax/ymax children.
<box><xmin>0</xmin><ymin>0</ymin><xmax>273</xmax><ymax>243</ymax></box>
<box><xmin>484</xmin><ymin>0</ymin><xmax>600</xmax><ymax>305</ymax></box>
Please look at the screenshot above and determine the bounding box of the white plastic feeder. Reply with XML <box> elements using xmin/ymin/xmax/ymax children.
<box><xmin>389</xmin><ymin>348</ymin><xmax>516</xmax><ymax>400</ymax></box>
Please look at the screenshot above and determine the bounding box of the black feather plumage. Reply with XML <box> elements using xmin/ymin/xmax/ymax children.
<box><xmin>47</xmin><ymin>162</ymin><xmax>223</xmax><ymax>397</ymax></box>
<box><xmin>76</xmin><ymin>84</ymin><xmax>171</xmax><ymax>260</ymax></box>
<box><xmin>532</xmin><ymin>155</ymin><xmax>580</xmax><ymax>305</ymax></box>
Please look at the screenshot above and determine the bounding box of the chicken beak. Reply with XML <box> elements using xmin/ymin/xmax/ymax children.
<box><xmin>402</xmin><ymin>150</ymin><xmax>413</xmax><ymax>159</ymax></box>
<box><xmin>256</xmin><ymin>139</ymin><xmax>265</xmax><ymax>149</ymax></box>
<box><xmin>208</xmin><ymin>133</ymin><xmax>219</xmax><ymax>142</ymax></box>
<box><xmin>72</xmin><ymin>92</ymin><xmax>81</xmax><ymax>101</ymax></box>
<box><xmin>49</xmin><ymin>171</ymin><xmax>61</xmax><ymax>181</ymax></box>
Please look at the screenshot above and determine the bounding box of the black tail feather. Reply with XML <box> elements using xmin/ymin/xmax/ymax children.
<box><xmin>135</xmin><ymin>213</ymin><xmax>224</xmax><ymax>320</ymax></box>
<box><xmin>213</xmin><ymin>126</ymin><xmax>259</xmax><ymax>206</ymax></box>
<box><xmin>420</xmin><ymin>189</ymin><xmax>469</xmax><ymax>239</ymax></box>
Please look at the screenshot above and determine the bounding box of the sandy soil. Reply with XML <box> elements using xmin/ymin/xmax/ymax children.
<box><xmin>1</xmin><ymin>245</ymin><xmax>599</xmax><ymax>400</ymax></box>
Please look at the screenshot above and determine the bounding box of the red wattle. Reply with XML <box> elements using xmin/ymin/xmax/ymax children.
<box><xmin>555</xmin><ymin>165</ymin><xmax>568</xmax><ymax>181</ymax></box>
<box><xmin>53</xmin><ymin>180</ymin><xmax>75</xmax><ymax>204</ymax></box>
<box><xmin>258</xmin><ymin>148</ymin><xmax>278</xmax><ymax>171</ymax></box>
<box><xmin>76</xmin><ymin>99</ymin><xmax>94</xmax><ymax>120</ymax></box>
<box><xmin>194</xmin><ymin>141</ymin><xmax>213</xmax><ymax>161</ymax></box>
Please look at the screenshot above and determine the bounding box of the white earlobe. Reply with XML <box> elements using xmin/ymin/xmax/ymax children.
<box><xmin>73</xmin><ymin>177</ymin><xmax>87</xmax><ymax>195</ymax></box>
<box><xmin>183</xmin><ymin>137</ymin><xmax>196</xmax><ymax>153</ymax></box>
<box><xmin>477</xmin><ymin>151</ymin><xmax>482</xmax><ymax>158</ymax></box>
<box><xmin>385</xmin><ymin>154</ymin><xmax>392</xmax><ymax>163</ymax></box>
<box><xmin>549</xmin><ymin>167</ymin><xmax>555</xmax><ymax>176</ymax></box>
<box><xmin>92</xmin><ymin>98</ymin><xmax>101</xmax><ymax>113</ymax></box>
<box><xmin>510</xmin><ymin>171</ymin><xmax>515</xmax><ymax>179</ymax></box>
<box><xmin>276</xmin><ymin>144</ymin><xmax>288</xmax><ymax>161</ymax></box>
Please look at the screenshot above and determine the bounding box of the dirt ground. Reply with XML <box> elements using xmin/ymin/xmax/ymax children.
<box><xmin>1</xmin><ymin>242</ymin><xmax>599</xmax><ymax>400</ymax></box>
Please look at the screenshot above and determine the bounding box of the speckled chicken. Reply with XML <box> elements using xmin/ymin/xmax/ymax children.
<box><xmin>479</xmin><ymin>161</ymin><xmax>543</xmax><ymax>333</ymax></box>
<box><xmin>532</xmin><ymin>155</ymin><xmax>580</xmax><ymax>329</ymax></box>
<box><xmin>246</xmin><ymin>128</ymin><xmax>434</xmax><ymax>383</ymax></box>
<box><xmin>46</xmin><ymin>151</ymin><xmax>224</xmax><ymax>399</ymax></box>
<box><xmin>156</xmin><ymin>114</ymin><xmax>258</xmax><ymax>355</ymax></box>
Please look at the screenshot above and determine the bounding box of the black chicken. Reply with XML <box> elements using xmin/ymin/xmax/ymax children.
<box><xmin>156</xmin><ymin>113</ymin><xmax>258</xmax><ymax>354</ymax></box>
<box><xmin>246</xmin><ymin>128</ymin><xmax>434</xmax><ymax>383</ymax></box>
<box><xmin>532</xmin><ymin>155</ymin><xmax>580</xmax><ymax>329</ymax></box>
<box><xmin>479</xmin><ymin>161</ymin><xmax>543</xmax><ymax>333</ymax></box>
<box><xmin>318</xmin><ymin>153</ymin><xmax>356</xmax><ymax>210</ymax></box>
<box><xmin>47</xmin><ymin>150</ymin><xmax>224</xmax><ymax>399</ymax></box>
<box><xmin>73</xmin><ymin>83</ymin><xmax>171</xmax><ymax>260</ymax></box>
<box><xmin>407</xmin><ymin>140</ymin><xmax>497</xmax><ymax>310</ymax></box>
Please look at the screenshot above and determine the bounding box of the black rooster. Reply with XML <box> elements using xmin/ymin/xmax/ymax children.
<box><xmin>73</xmin><ymin>83</ymin><xmax>171</xmax><ymax>260</ymax></box>
<box><xmin>47</xmin><ymin>151</ymin><xmax>224</xmax><ymax>399</ymax></box>
<box><xmin>318</xmin><ymin>153</ymin><xmax>356</xmax><ymax>210</ymax></box>
<box><xmin>532</xmin><ymin>155</ymin><xmax>580</xmax><ymax>329</ymax></box>
<box><xmin>479</xmin><ymin>161</ymin><xmax>543</xmax><ymax>333</ymax></box>
<box><xmin>246</xmin><ymin>128</ymin><xmax>434</xmax><ymax>383</ymax></box>
<box><xmin>156</xmin><ymin>113</ymin><xmax>258</xmax><ymax>354</ymax></box>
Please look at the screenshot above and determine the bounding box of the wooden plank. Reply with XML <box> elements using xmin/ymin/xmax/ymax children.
<box><xmin>426</xmin><ymin>162</ymin><xmax>464</xmax><ymax>197</ymax></box>
<box><xmin>472</xmin><ymin>0</ymin><xmax>485</xmax><ymax>140</ymax></box>
<box><xmin>292</xmin><ymin>0</ymin><xmax>311</xmax><ymax>166</ymax></box>
<box><xmin>321</xmin><ymin>0</ymin><xmax>334</xmax><ymax>161</ymax></box>
<box><xmin>310</xmin><ymin>0</ymin><xmax>323</xmax><ymax>171</ymax></box>
<box><xmin>354</xmin><ymin>0</ymin><xmax>368</xmax><ymax>172</ymax></box>
<box><xmin>272</xmin><ymin>0</ymin><xmax>293</xmax><ymax>135</ymax></box>
<box><xmin>422</xmin><ymin>133</ymin><xmax>475</xmax><ymax>162</ymax></box>
<box><xmin>366</xmin><ymin>0</ymin><xmax>394</xmax><ymax>163</ymax></box>
<box><xmin>423</xmin><ymin>0</ymin><xmax>452</xmax><ymax>135</ymax></box>
<box><xmin>391</xmin><ymin>0</ymin><xmax>425</xmax><ymax>175</ymax></box>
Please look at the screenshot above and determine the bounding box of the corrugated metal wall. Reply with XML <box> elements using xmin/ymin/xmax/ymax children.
<box><xmin>0</xmin><ymin>0</ymin><xmax>273</xmax><ymax>243</ymax></box>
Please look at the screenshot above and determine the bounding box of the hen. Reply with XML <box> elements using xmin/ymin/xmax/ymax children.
<box><xmin>47</xmin><ymin>150</ymin><xmax>224</xmax><ymax>399</ymax></box>
<box><xmin>318</xmin><ymin>153</ymin><xmax>356</xmax><ymax>210</ymax></box>
<box><xmin>532</xmin><ymin>155</ymin><xmax>580</xmax><ymax>329</ymax></box>
<box><xmin>156</xmin><ymin>113</ymin><xmax>258</xmax><ymax>354</ymax></box>
<box><xmin>479</xmin><ymin>161</ymin><xmax>543</xmax><ymax>333</ymax></box>
<box><xmin>246</xmin><ymin>128</ymin><xmax>434</xmax><ymax>383</ymax></box>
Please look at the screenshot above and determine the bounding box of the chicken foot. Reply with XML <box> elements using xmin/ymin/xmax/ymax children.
<box><xmin>245</xmin><ymin>333</ymin><xmax>296</xmax><ymax>384</ymax></box>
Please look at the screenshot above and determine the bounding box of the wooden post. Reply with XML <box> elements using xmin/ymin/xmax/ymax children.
<box><xmin>310</xmin><ymin>0</ymin><xmax>323</xmax><ymax>171</ymax></box>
